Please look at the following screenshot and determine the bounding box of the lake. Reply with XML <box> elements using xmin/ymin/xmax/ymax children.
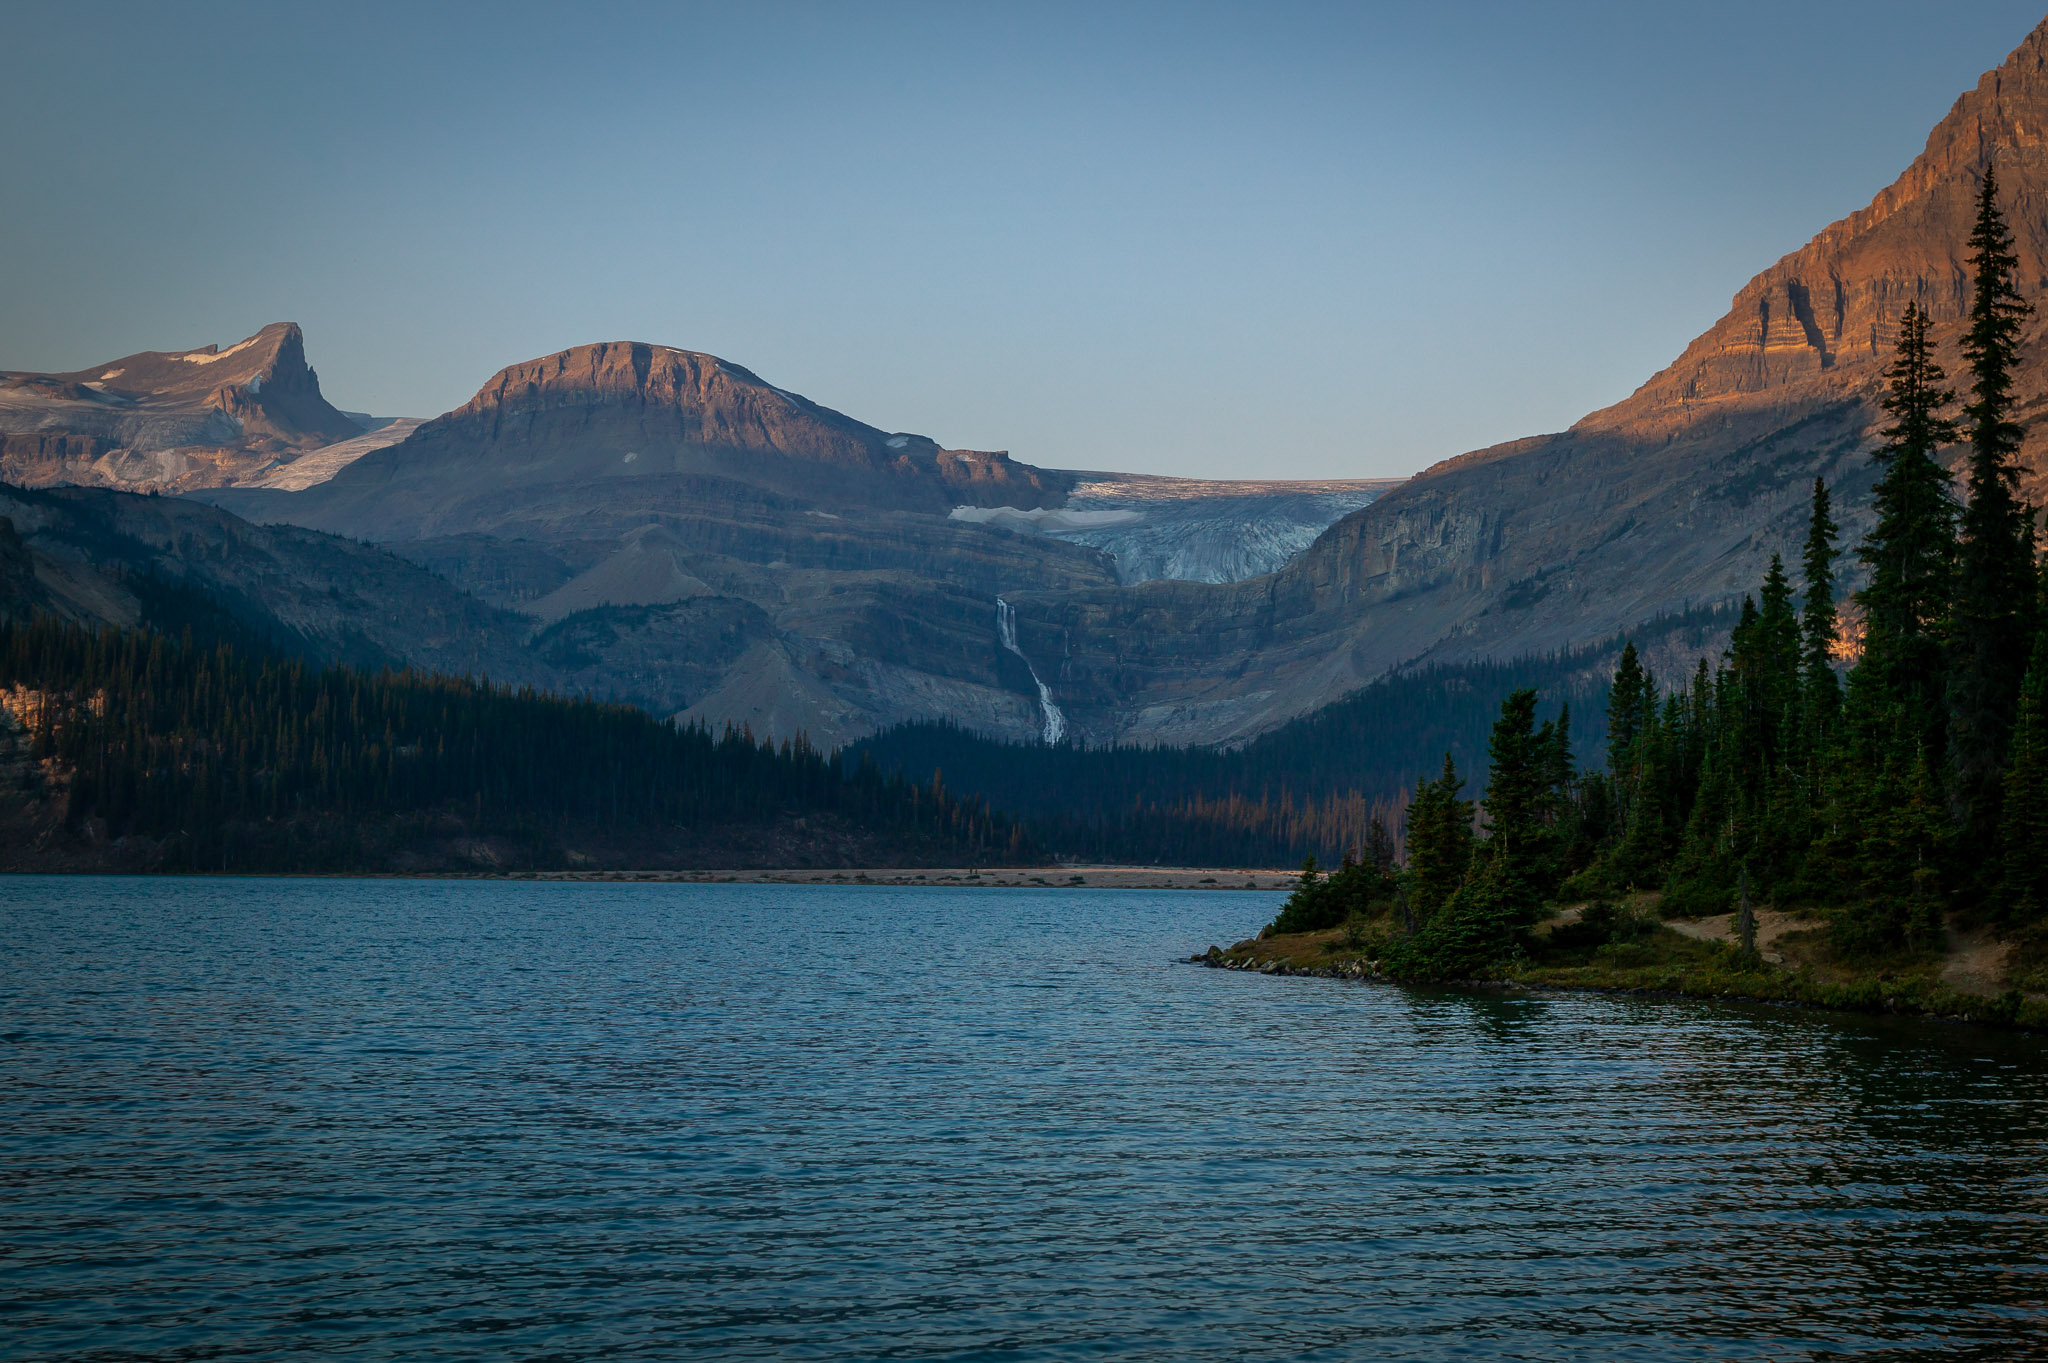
<box><xmin>2</xmin><ymin>877</ymin><xmax>2044</xmax><ymax>1359</ymax></box>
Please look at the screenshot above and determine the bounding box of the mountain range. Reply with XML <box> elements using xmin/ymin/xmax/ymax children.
<box><xmin>10</xmin><ymin>15</ymin><xmax>2048</xmax><ymax>756</ymax></box>
<box><xmin>1</xmin><ymin>334</ymin><xmax>1394</xmax><ymax>748</ymax></box>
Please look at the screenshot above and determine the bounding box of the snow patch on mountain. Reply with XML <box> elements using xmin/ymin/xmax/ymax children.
<box><xmin>175</xmin><ymin>335</ymin><xmax>262</xmax><ymax>365</ymax></box>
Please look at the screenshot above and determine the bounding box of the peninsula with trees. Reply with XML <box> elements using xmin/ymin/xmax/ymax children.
<box><xmin>1209</xmin><ymin>178</ymin><xmax>2048</xmax><ymax>1030</ymax></box>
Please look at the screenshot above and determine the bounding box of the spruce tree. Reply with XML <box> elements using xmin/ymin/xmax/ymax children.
<box><xmin>1950</xmin><ymin>166</ymin><xmax>2039</xmax><ymax>840</ymax></box>
<box><xmin>1547</xmin><ymin>702</ymin><xmax>1575</xmax><ymax>796</ymax></box>
<box><xmin>1412</xmin><ymin>840</ymin><xmax>1524</xmax><ymax>980</ymax></box>
<box><xmin>1469</xmin><ymin>686</ymin><xmax>1565</xmax><ymax>914</ymax></box>
<box><xmin>1726</xmin><ymin>595</ymin><xmax>1764</xmax><ymax>805</ymax></box>
<box><xmin>1758</xmin><ymin>556</ymin><xmax>1801</xmax><ymax>680</ymax></box>
<box><xmin>1855</xmin><ymin>301</ymin><xmax>1959</xmax><ymax>761</ymax></box>
<box><xmin>1364</xmin><ymin>815</ymin><xmax>1397</xmax><ymax>879</ymax></box>
<box><xmin>1603</xmin><ymin>644</ymin><xmax>1659</xmax><ymax>876</ymax></box>
<box><xmin>1482</xmin><ymin>688</ymin><xmax>1548</xmax><ymax>860</ymax></box>
<box><xmin>1999</xmin><ymin>630</ymin><xmax>2048</xmax><ymax>924</ymax></box>
<box><xmin>1671</xmin><ymin>725</ymin><xmax>1737</xmax><ymax>912</ymax></box>
<box><xmin>1404</xmin><ymin>755</ymin><xmax>1473</xmax><ymax>922</ymax></box>
<box><xmin>1608</xmin><ymin>730</ymin><xmax>1667</xmax><ymax>889</ymax></box>
<box><xmin>1753</xmin><ymin>556</ymin><xmax>1803</xmax><ymax>770</ymax></box>
<box><xmin>1608</xmin><ymin>642</ymin><xmax>1645</xmax><ymax>779</ymax></box>
<box><xmin>1897</xmin><ymin>749</ymin><xmax>1952</xmax><ymax>949</ymax></box>
<box><xmin>1745</xmin><ymin>560</ymin><xmax>1809</xmax><ymax>890</ymax></box>
<box><xmin>1800</xmin><ymin>477</ymin><xmax>1843</xmax><ymax>731</ymax></box>
<box><xmin>1400</xmin><ymin>692</ymin><xmax>1552</xmax><ymax>978</ymax></box>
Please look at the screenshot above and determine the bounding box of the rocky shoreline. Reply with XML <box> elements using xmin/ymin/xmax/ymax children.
<box><xmin>1186</xmin><ymin>944</ymin><xmax>2048</xmax><ymax>1031</ymax></box>
<box><xmin>1190</xmin><ymin>951</ymin><xmax>1379</xmax><ymax>980</ymax></box>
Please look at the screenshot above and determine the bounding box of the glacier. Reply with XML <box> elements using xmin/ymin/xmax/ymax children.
<box><xmin>954</xmin><ymin>473</ymin><xmax>1401</xmax><ymax>585</ymax></box>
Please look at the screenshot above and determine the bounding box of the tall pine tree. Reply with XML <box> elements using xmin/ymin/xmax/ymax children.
<box><xmin>1607</xmin><ymin>642</ymin><xmax>1646</xmax><ymax>779</ymax></box>
<box><xmin>1483</xmin><ymin>688</ymin><xmax>1548</xmax><ymax>856</ymax></box>
<box><xmin>1801</xmin><ymin>477</ymin><xmax>1842</xmax><ymax>734</ymax></box>
<box><xmin>1999</xmin><ymin>630</ymin><xmax>2048</xmax><ymax>924</ymax></box>
<box><xmin>1950</xmin><ymin>166</ymin><xmax>2040</xmax><ymax>845</ymax></box>
<box><xmin>1854</xmin><ymin>301</ymin><xmax>1959</xmax><ymax>764</ymax></box>
<box><xmin>1403</xmin><ymin>754</ymin><xmax>1473</xmax><ymax>922</ymax></box>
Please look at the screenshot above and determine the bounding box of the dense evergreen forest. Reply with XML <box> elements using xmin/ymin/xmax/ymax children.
<box><xmin>853</xmin><ymin>634</ymin><xmax>1739</xmax><ymax>865</ymax></box>
<box><xmin>1272</xmin><ymin>175</ymin><xmax>2048</xmax><ymax>982</ymax></box>
<box><xmin>0</xmin><ymin>617</ymin><xmax>1029</xmax><ymax>872</ymax></box>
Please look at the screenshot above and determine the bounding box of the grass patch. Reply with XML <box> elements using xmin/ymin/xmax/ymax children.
<box><xmin>1209</xmin><ymin>916</ymin><xmax>2048</xmax><ymax>1031</ymax></box>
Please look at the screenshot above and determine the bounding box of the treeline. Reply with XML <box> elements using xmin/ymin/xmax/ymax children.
<box><xmin>973</xmin><ymin>785</ymin><xmax>1409</xmax><ymax>871</ymax></box>
<box><xmin>0</xmin><ymin>617</ymin><xmax>1030</xmax><ymax>870</ymax></box>
<box><xmin>1274</xmin><ymin>173</ymin><xmax>2048</xmax><ymax>975</ymax></box>
<box><xmin>852</xmin><ymin>642</ymin><xmax>1678</xmax><ymax>865</ymax></box>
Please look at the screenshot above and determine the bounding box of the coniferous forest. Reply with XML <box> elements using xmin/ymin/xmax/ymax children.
<box><xmin>0</xmin><ymin>617</ymin><xmax>1029</xmax><ymax>871</ymax></box>
<box><xmin>852</xmin><ymin>638</ymin><xmax>1693</xmax><ymax>866</ymax></box>
<box><xmin>1264</xmin><ymin>175</ymin><xmax>2048</xmax><ymax>995</ymax></box>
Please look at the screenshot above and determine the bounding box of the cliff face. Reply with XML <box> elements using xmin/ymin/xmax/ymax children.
<box><xmin>0</xmin><ymin>323</ymin><xmax>365</xmax><ymax>491</ymax></box>
<box><xmin>1584</xmin><ymin>18</ymin><xmax>2048</xmax><ymax>444</ymax></box>
<box><xmin>1003</xmin><ymin>398</ymin><xmax>1871</xmax><ymax>745</ymax></box>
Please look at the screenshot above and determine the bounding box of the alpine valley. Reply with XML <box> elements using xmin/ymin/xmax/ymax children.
<box><xmin>12</xmin><ymin>16</ymin><xmax>2048</xmax><ymax>762</ymax></box>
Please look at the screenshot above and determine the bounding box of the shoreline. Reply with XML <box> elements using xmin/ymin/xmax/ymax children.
<box><xmin>1191</xmin><ymin>937</ymin><xmax>2048</xmax><ymax>1032</ymax></box>
<box><xmin>497</xmin><ymin>865</ymin><xmax>1300</xmax><ymax>890</ymax></box>
<box><xmin>0</xmin><ymin>865</ymin><xmax>1301</xmax><ymax>890</ymax></box>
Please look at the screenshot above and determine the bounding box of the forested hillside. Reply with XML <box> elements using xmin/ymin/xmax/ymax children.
<box><xmin>0</xmin><ymin>618</ymin><xmax>1029</xmax><ymax>873</ymax></box>
<box><xmin>855</xmin><ymin>622</ymin><xmax>1728</xmax><ymax>866</ymax></box>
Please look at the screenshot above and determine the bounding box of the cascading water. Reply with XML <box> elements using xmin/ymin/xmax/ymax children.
<box><xmin>995</xmin><ymin>597</ymin><xmax>1067</xmax><ymax>745</ymax></box>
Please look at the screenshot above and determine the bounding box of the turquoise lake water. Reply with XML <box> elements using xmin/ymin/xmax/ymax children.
<box><xmin>2</xmin><ymin>876</ymin><xmax>2044</xmax><ymax>1359</ymax></box>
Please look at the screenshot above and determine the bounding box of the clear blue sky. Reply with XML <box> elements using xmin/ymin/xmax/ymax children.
<box><xmin>4</xmin><ymin>2</ymin><xmax>2043</xmax><ymax>479</ymax></box>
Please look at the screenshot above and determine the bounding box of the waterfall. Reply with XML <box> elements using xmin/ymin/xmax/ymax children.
<box><xmin>995</xmin><ymin>597</ymin><xmax>1066</xmax><ymax>745</ymax></box>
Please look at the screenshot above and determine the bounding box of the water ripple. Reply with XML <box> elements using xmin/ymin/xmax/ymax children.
<box><xmin>2</xmin><ymin>877</ymin><xmax>2044</xmax><ymax>1360</ymax></box>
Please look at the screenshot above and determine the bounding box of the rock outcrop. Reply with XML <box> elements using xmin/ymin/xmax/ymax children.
<box><xmin>1593</xmin><ymin>20</ymin><xmax>2048</xmax><ymax>434</ymax></box>
<box><xmin>0</xmin><ymin>323</ymin><xmax>364</xmax><ymax>491</ymax></box>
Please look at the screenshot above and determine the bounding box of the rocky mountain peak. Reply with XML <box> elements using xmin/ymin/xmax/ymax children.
<box><xmin>365</xmin><ymin>340</ymin><xmax>1071</xmax><ymax>516</ymax></box>
<box><xmin>1</xmin><ymin>322</ymin><xmax>363</xmax><ymax>491</ymax></box>
<box><xmin>38</xmin><ymin>321</ymin><xmax>358</xmax><ymax>445</ymax></box>
<box><xmin>438</xmin><ymin>342</ymin><xmax>904</xmax><ymax>468</ymax></box>
<box><xmin>1579</xmin><ymin>14</ymin><xmax>2048</xmax><ymax>437</ymax></box>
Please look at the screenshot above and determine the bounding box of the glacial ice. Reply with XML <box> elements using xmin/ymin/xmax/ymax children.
<box><xmin>954</xmin><ymin>475</ymin><xmax>1392</xmax><ymax>585</ymax></box>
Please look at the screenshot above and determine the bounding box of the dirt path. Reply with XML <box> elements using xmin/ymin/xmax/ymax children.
<box><xmin>1665</xmin><ymin>908</ymin><xmax>1823</xmax><ymax>965</ymax></box>
<box><xmin>1666</xmin><ymin>911</ymin><xmax>2019</xmax><ymax>996</ymax></box>
<box><xmin>1942</xmin><ymin>923</ymin><xmax>2013</xmax><ymax>996</ymax></box>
